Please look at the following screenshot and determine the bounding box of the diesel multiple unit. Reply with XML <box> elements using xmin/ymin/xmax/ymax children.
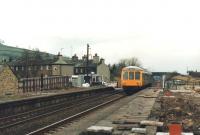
<box><xmin>121</xmin><ymin>66</ymin><xmax>152</xmax><ymax>94</ymax></box>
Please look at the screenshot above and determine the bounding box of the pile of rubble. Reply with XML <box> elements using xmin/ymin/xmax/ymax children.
<box><xmin>157</xmin><ymin>91</ymin><xmax>200</xmax><ymax>134</ymax></box>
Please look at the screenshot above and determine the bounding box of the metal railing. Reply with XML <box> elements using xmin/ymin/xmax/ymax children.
<box><xmin>18</xmin><ymin>76</ymin><xmax>70</xmax><ymax>92</ymax></box>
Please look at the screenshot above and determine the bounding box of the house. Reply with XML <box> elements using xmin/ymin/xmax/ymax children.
<box><xmin>73</xmin><ymin>53</ymin><xmax>110</xmax><ymax>82</ymax></box>
<box><xmin>52</xmin><ymin>53</ymin><xmax>74</xmax><ymax>76</ymax></box>
<box><xmin>188</xmin><ymin>71</ymin><xmax>200</xmax><ymax>78</ymax></box>
<box><xmin>0</xmin><ymin>65</ymin><xmax>19</xmax><ymax>95</ymax></box>
<box><xmin>97</xmin><ymin>59</ymin><xmax>110</xmax><ymax>82</ymax></box>
<box><xmin>9</xmin><ymin>53</ymin><xmax>74</xmax><ymax>78</ymax></box>
<box><xmin>0</xmin><ymin>51</ymin><xmax>110</xmax><ymax>94</ymax></box>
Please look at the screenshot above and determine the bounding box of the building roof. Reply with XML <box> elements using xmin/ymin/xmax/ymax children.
<box><xmin>188</xmin><ymin>71</ymin><xmax>200</xmax><ymax>78</ymax></box>
<box><xmin>8</xmin><ymin>59</ymin><xmax>55</xmax><ymax>66</ymax></box>
<box><xmin>74</xmin><ymin>60</ymin><xmax>98</xmax><ymax>68</ymax></box>
<box><xmin>54</xmin><ymin>58</ymin><xmax>67</xmax><ymax>65</ymax></box>
<box><xmin>171</xmin><ymin>75</ymin><xmax>189</xmax><ymax>81</ymax></box>
<box><xmin>124</xmin><ymin>66</ymin><xmax>143</xmax><ymax>70</ymax></box>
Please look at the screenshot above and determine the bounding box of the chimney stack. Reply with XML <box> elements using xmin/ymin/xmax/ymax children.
<box><xmin>93</xmin><ymin>53</ymin><xmax>99</xmax><ymax>64</ymax></box>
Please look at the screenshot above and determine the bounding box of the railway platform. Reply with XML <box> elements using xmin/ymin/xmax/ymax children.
<box><xmin>0</xmin><ymin>86</ymin><xmax>114</xmax><ymax>120</ymax></box>
<box><xmin>85</xmin><ymin>88</ymin><xmax>161</xmax><ymax>135</ymax></box>
<box><xmin>0</xmin><ymin>86</ymin><xmax>106</xmax><ymax>103</ymax></box>
<box><xmin>48</xmin><ymin>88</ymin><xmax>161</xmax><ymax>135</ymax></box>
<box><xmin>0</xmin><ymin>86</ymin><xmax>116</xmax><ymax>135</ymax></box>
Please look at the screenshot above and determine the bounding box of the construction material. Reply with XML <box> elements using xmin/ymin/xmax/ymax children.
<box><xmin>113</xmin><ymin>119</ymin><xmax>140</xmax><ymax>124</ymax></box>
<box><xmin>116</xmin><ymin>124</ymin><xmax>138</xmax><ymax>130</ymax></box>
<box><xmin>131</xmin><ymin>128</ymin><xmax>146</xmax><ymax>134</ymax></box>
<box><xmin>140</xmin><ymin>120</ymin><xmax>163</xmax><ymax>127</ymax></box>
<box><xmin>87</xmin><ymin>126</ymin><xmax>113</xmax><ymax>133</ymax></box>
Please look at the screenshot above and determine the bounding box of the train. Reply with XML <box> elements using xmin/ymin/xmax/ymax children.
<box><xmin>121</xmin><ymin>66</ymin><xmax>153</xmax><ymax>94</ymax></box>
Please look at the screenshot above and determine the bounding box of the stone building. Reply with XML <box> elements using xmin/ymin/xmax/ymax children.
<box><xmin>52</xmin><ymin>54</ymin><xmax>74</xmax><ymax>76</ymax></box>
<box><xmin>9</xmin><ymin>53</ymin><xmax>74</xmax><ymax>78</ymax></box>
<box><xmin>97</xmin><ymin>59</ymin><xmax>110</xmax><ymax>82</ymax></box>
<box><xmin>0</xmin><ymin>65</ymin><xmax>18</xmax><ymax>95</ymax></box>
<box><xmin>9</xmin><ymin>59</ymin><xmax>53</xmax><ymax>78</ymax></box>
<box><xmin>73</xmin><ymin>53</ymin><xmax>110</xmax><ymax>82</ymax></box>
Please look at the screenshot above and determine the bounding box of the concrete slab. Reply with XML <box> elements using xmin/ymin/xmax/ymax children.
<box><xmin>87</xmin><ymin>126</ymin><xmax>114</xmax><ymax>133</ymax></box>
<box><xmin>131</xmin><ymin>128</ymin><xmax>146</xmax><ymax>134</ymax></box>
<box><xmin>92</xmin><ymin>88</ymin><xmax>161</xmax><ymax>134</ymax></box>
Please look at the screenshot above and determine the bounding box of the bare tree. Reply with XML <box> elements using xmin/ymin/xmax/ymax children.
<box><xmin>119</xmin><ymin>57</ymin><xmax>142</xmax><ymax>67</ymax></box>
<box><xmin>109</xmin><ymin>57</ymin><xmax>142</xmax><ymax>81</ymax></box>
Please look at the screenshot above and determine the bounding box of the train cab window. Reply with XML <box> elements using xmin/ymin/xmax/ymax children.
<box><xmin>129</xmin><ymin>72</ymin><xmax>134</xmax><ymax>80</ymax></box>
<box><xmin>123</xmin><ymin>72</ymin><xmax>128</xmax><ymax>80</ymax></box>
<box><xmin>135</xmin><ymin>72</ymin><xmax>140</xmax><ymax>80</ymax></box>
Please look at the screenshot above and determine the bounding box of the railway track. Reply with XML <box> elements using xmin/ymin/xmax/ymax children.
<box><xmin>27</xmin><ymin>92</ymin><xmax>125</xmax><ymax>135</ymax></box>
<box><xmin>0</xmin><ymin>89</ymin><xmax>125</xmax><ymax>135</ymax></box>
<box><xmin>27</xmin><ymin>88</ymin><xmax>153</xmax><ymax>135</ymax></box>
<box><xmin>0</xmin><ymin>90</ymin><xmax>114</xmax><ymax>128</ymax></box>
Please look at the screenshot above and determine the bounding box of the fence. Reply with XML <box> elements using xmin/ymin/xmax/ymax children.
<box><xmin>18</xmin><ymin>76</ymin><xmax>71</xmax><ymax>93</ymax></box>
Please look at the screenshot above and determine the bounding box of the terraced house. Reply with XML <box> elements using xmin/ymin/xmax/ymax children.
<box><xmin>0</xmin><ymin>44</ymin><xmax>111</xmax><ymax>95</ymax></box>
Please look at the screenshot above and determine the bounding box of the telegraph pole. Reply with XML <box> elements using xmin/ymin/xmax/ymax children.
<box><xmin>85</xmin><ymin>44</ymin><xmax>90</xmax><ymax>83</ymax></box>
<box><xmin>86</xmin><ymin>44</ymin><xmax>89</xmax><ymax>76</ymax></box>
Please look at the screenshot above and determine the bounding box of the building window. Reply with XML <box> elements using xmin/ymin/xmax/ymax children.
<box><xmin>75</xmin><ymin>68</ymin><xmax>78</xmax><ymax>73</ymax></box>
<box><xmin>46</xmin><ymin>65</ymin><xmax>49</xmax><ymax>70</ymax></box>
<box><xmin>41</xmin><ymin>66</ymin><xmax>43</xmax><ymax>70</ymax></box>
<box><xmin>80</xmin><ymin>68</ymin><xmax>83</xmax><ymax>73</ymax></box>
<box><xmin>54</xmin><ymin>67</ymin><xmax>57</xmax><ymax>71</ymax></box>
<box><xmin>22</xmin><ymin>66</ymin><xmax>24</xmax><ymax>71</ymax></box>
<box><xmin>15</xmin><ymin>66</ymin><xmax>18</xmax><ymax>71</ymax></box>
<box><xmin>28</xmin><ymin>66</ymin><xmax>31</xmax><ymax>71</ymax></box>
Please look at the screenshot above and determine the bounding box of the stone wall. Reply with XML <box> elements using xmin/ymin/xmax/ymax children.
<box><xmin>97</xmin><ymin>63</ymin><xmax>110</xmax><ymax>82</ymax></box>
<box><xmin>52</xmin><ymin>65</ymin><xmax>74</xmax><ymax>76</ymax></box>
<box><xmin>61</xmin><ymin>65</ymin><xmax>74</xmax><ymax>76</ymax></box>
<box><xmin>0</xmin><ymin>65</ymin><xmax>18</xmax><ymax>95</ymax></box>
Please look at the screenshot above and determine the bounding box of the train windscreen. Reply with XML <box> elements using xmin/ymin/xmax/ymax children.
<box><xmin>123</xmin><ymin>71</ymin><xmax>128</xmax><ymax>80</ymax></box>
<box><xmin>129</xmin><ymin>72</ymin><xmax>134</xmax><ymax>80</ymax></box>
<box><xmin>135</xmin><ymin>72</ymin><xmax>140</xmax><ymax>80</ymax></box>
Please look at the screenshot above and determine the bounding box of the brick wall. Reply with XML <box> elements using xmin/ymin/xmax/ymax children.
<box><xmin>0</xmin><ymin>65</ymin><xmax>19</xmax><ymax>95</ymax></box>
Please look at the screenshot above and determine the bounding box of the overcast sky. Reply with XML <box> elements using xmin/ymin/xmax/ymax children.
<box><xmin>0</xmin><ymin>0</ymin><xmax>200</xmax><ymax>74</ymax></box>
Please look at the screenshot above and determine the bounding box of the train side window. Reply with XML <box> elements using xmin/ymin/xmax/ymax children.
<box><xmin>129</xmin><ymin>72</ymin><xmax>134</xmax><ymax>80</ymax></box>
<box><xmin>123</xmin><ymin>72</ymin><xmax>128</xmax><ymax>80</ymax></box>
<box><xmin>144</xmin><ymin>74</ymin><xmax>147</xmax><ymax>80</ymax></box>
<box><xmin>135</xmin><ymin>72</ymin><xmax>140</xmax><ymax>80</ymax></box>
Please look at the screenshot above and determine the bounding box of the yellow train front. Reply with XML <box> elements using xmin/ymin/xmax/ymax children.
<box><xmin>121</xmin><ymin>66</ymin><xmax>152</xmax><ymax>94</ymax></box>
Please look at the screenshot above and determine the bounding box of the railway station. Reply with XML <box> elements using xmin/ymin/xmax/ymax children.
<box><xmin>0</xmin><ymin>53</ymin><xmax>200</xmax><ymax>135</ymax></box>
<box><xmin>1</xmin><ymin>0</ymin><xmax>200</xmax><ymax>135</ymax></box>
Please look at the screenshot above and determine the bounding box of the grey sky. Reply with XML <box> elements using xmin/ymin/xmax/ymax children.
<box><xmin>0</xmin><ymin>0</ymin><xmax>200</xmax><ymax>73</ymax></box>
